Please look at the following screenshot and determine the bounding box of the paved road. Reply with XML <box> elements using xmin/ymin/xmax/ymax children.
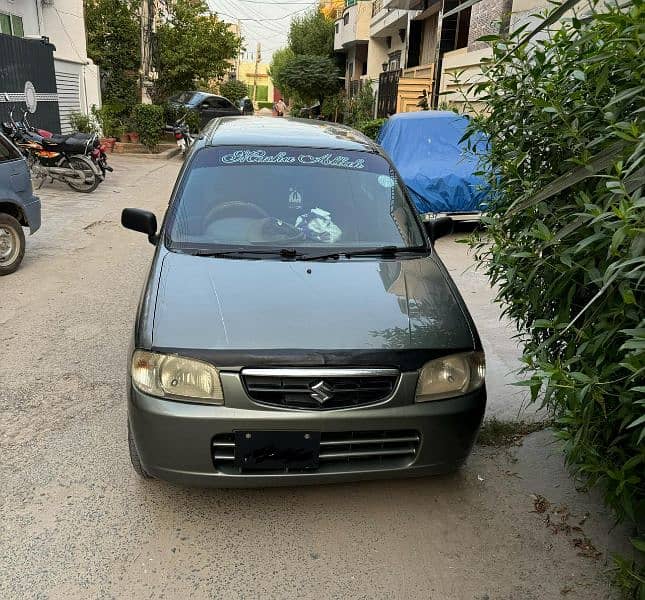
<box><xmin>0</xmin><ymin>156</ymin><xmax>623</xmax><ymax>599</ymax></box>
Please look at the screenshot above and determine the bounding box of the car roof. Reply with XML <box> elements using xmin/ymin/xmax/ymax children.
<box><xmin>201</xmin><ymin>117</ymin><xmax>379</xmax><ymax>152</ymax></box>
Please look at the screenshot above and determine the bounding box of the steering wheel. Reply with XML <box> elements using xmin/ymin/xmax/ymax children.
<box><xmin>206</xmin><ymin>201</ymin><xmax>269</xmax><ymax>223</ymax></box>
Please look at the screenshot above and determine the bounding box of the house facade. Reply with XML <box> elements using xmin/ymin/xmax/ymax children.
<box><xmin>0</xmin><ymin>0</ymin><xmax>101</xmax><ymax>132</ymax></box>
<box><xmin>334</xmin><ymin>0</ymin><xmax>549</xmax><ymax>117</ymax></box>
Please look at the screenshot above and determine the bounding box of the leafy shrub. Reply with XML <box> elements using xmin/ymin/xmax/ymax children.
<box><xmin>345</xmin><ymin>80</ymin><xmax>375</xmax><ymax>127</ymax></box>
<box><xmin>257</xmin><ymin>101</ymin><xmax>274</xmax><ymax>111</ymax></box>
<box><xmin>355</xmin><ymin>118</ymin><xmax>386</xmax><ymax>141</ymax></box>
<box><xmin>466</xmin><ymin>0</ymin><xmax>644</xmax><ymax>580</ymax></box>
<box><xmin>321</xmin><ymin>92</ymin><xmax>345</xmax><ymax>122</ymax></box>
<box><xmin>219</xmin><ymin>79</ymin><xmax>249</xmax><ymax>104</ymax></box>
<box><xmin>162</xmin><ymin>103</ymin><xmax>201</xmax><ymax>132</ymax></box>
<box><xmin>69</xmin><ymin>111</ymin><xmax>95</xmax><ymax>134</ymax></box>
<box><xmin>132</xmin><ymin>104</ymin><xmax>165</xmax><ymax>151</ymax></box>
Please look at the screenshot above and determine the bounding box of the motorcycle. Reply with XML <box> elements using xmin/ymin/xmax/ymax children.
<box><xmin>25</xmin><ymin>113</ymin><xmax>113</xmax><ymax>180</ymax></box>
<box><xmin>165</xmin><ymin>113</ymin><xmax>194</xmax><ymax>157</ymax></box>
<box><xmin>2</xmin><ymin>112</ymin><xmax>104</xmax><ymax>193</ymax></box>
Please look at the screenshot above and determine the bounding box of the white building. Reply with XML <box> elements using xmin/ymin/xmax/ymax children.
<box><xmin>0</xmin><ymin>0</ymin><xmax>101</xmax><ymax>131</ymax></box>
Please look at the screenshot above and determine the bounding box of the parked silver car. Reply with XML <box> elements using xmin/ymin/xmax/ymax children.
<box><xmin>122</xmin><ymin>117</ymin><xmax>486</xmax><ymax>487</ymax></box>
<box><xmin>0</xmin><ymin>132</ymin><xmax>40</xmax><ymax>275</ymax></box>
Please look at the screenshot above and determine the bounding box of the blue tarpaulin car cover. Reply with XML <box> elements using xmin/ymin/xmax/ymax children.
<box><xmin>377</xmin><ymin>111</ymin><xmax>490</xmax><ymax>214</ymax></box>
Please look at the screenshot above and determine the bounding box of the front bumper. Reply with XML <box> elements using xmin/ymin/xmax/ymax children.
<box><xmin>22</xmin><ymin>197</ymin><xmax>41</xmax><ymax>234</ymax></box>
<box><xmin>128</xmin><ymin>372</ymin><xmax>486</xmax><ymax>487</ymax></box>
<box><xmin>128</xmin><ymin>373</ymin><xmax>486</xmax><ymax>487</ymax></box>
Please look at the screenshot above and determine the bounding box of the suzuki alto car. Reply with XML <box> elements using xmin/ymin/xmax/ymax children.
<box><xmin>122</xmin><ymin>117</ymin><xmax>486</xmax><ymax>487</ymax></box>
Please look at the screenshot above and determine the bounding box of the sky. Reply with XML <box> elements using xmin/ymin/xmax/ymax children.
<box><xmin>206</xmin><ymin>0</ymin><xmax>320</xmax><ymax>63</ymax></box>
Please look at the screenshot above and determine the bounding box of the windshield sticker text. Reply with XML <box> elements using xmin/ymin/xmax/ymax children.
<box><xmin>221</xmin><ymin>150</ymin><xmax>366</xmax><ymax>170</ymax></box>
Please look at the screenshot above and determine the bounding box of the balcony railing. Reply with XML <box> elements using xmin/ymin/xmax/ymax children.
<box><xmin>372</xmin><ymin>0</ymin><xmax>383</xmax><ymax>17</ymax></box>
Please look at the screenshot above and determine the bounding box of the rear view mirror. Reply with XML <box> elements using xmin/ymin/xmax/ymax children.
<box><xmin>122</xmin><ymin>208</ymin><xmax>158</xmax><ymax>245</ymax></box>
<box><xmin>424</xmin><ymin>217</ymin><xmax>453</xmax><ymax>243</ymax></box>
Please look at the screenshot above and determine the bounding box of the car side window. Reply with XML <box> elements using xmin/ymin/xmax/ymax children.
<box><xmin>0</xmin><ymin>135</ymin><xmax>21</xmax><ymax>162</ymax></box>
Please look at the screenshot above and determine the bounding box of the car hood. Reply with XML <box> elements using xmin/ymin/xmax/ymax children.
<box><xmin>151</xmin><ymin>251</ymin><xmax>474</xmax><ymax>354</ymax></box>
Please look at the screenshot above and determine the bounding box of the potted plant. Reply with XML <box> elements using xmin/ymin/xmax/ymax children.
<box><xmin>93</xmin><ymin>106</ymin><xmax>117</xmax><ymax>152</ymax></box>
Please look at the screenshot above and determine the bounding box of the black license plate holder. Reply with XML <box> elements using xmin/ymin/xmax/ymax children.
<box><xmin>234</xmin><ymin>430</ymin><xmax>320</xmax><ymax>471</ymax></box>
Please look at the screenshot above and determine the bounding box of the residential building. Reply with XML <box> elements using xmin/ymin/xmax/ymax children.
<box><xmin>334</xmin><ymin>0</ymin><xmax>371</xmax><ymax>97</ymax></box>
<box><xmin>237</xmin><ymin>61</ymin><xmax>275</xmax><ymax>109</ymax></box>
<box><xmin>0</xmin><ymin>0</ymin><xmax>101</xmax><ymax>131</ymax></box>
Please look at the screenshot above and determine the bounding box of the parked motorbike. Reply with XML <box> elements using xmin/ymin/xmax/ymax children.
<box><xmin>2</xmin><ymin>112</ymin><xmax>104</xmax><ymax>193</ymax></box>
<box><xmin>165</xmin><ymin>113</ymin><xmax>194</xmax><ymax>157</ymax></box>
<box><xmin>29</xmin><ymin>115</ymin><xmax>113</xmax><ymax>180</ymax></box>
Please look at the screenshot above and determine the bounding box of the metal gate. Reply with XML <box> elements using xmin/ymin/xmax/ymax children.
<box><xmin>0</xmin><ymin>34</ymin><xmax>61</xmax><ymax>133</ymax></box>
<box><xmin>377</xmin><ymin>69</ymin><xmax>401</xmax><ymax>118</ymax></box>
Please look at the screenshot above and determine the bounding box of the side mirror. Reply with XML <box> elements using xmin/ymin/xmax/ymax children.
<box><xmin>122</xmin><ymin>208</ymin><xmax>158</xmax><ymax>245</ymax></box>
<box><xmin>424</xmin><ymin>216</ymin><xmax>453</xmax><ymax>243</ymax></box>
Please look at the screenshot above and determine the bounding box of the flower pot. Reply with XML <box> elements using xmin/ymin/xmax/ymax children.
<box><xmin>119</xmin><ymin>134</ymin><xmax>130</xmax><ymax>143</ymax></box>
<box><xmin>128</xmin><ymin>132</ymin><xmax>140</xmax><ymax>144</ymax></box>
<box><xmin>100</xmin><ymin>137</ymin><xmax>116</xmax><ymax>153</ymax></box>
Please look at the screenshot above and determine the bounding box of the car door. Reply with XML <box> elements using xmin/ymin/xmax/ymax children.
<box><xmin>197</xmin><ymin>96</ymin><xmax>220</xmax><ymax>128</ymax></box>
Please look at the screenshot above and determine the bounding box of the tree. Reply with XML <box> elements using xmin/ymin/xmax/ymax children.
<box><xmin>288</xmin><ymin>9</ymin><xmax>334</xmax><ymax>57</ymax></box>
<box><xmin>84</xmin><ymin>0</ymin><xmax>140</xmax><ymax>108</ymax></box>
<box><xmin>268</xmin><ymin>47</ymin><xmax>295</xmax><ymax>100</ymax></box>
<box><xmin>219</xmin><ymin>80</ymin><xmax>249</xmax><ymax>104</ymax></box>
<box><xmin>279</xmin><ymin>55</ymin><xmax>340</xmax><ymax>104</ymax></box>
<box><xmin>153</xmin><ymin>0</ymin><xmax>241</xmax><ymax>100</ymax></box>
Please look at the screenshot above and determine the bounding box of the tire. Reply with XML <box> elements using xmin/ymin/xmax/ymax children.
<box><xmin>62</xmin><ymin>156</ymin><xmax>100</xmax><ymax>193</ymax></box>
<box><xmin>0</xmin><ymin>213</ymin><xmax>26</xmax><ymax>276</ymax></box>
<box><xmin>128</xmin><ymin>421</ymin><xmax>152</xmax><ymax>479</ymax></box>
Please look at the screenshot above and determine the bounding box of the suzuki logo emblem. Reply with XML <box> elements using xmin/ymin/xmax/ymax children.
<box><xmin>310</xmin><ymin>380</ymin><xmax>334</xmax><ymax>405</ymax></box>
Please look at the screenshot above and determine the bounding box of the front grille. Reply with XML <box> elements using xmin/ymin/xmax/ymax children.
<box><xmin>242</xmin><ymin>368</ymin><xmax>399</xmax><ymax>410</ymax></box>
<box><xmin>212</xmin><ymin>430</ymin><xmax>420</xmax><ymax>474</ymax></box>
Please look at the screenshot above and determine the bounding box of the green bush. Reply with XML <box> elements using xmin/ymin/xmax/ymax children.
<box><xmin>355</xmin><ymin>118</ymin><xmax>386</xmax><ymax>140</ymax></box>
<box><xmin>162</xmin><ymin>103</ymin><xmax>201</xmax><ymax>132</ymax></box>
<box><xmin>344</xmin><ymin>80</ymin><xmax>375</xmax><ymax>127</ymax></box>
<box><xmin>219</xmin><ymin>79</ymin><xmax>249</xmax><ymax>104</ymax></box>
<box><xmin>132</xmin><ymin>104</ymin><xmax>165</xmax><ymax>151</ymax></box>
<box><xmin>257</xmin><ymin>101</ymin><xmax>274</xmax><ymax>111</ymax></box>
<box><xmin>69</xmin><ymin>111</ymin><xmax>95</xmax><ymax>134</ymax></box>
<box><xmin>466</xmin><ymin>0</ymin><xmax>644</xmax><ymax>584</ymax></box>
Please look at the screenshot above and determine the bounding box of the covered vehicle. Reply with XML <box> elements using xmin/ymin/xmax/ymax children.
<box><xmin>377</xmin><ymin>111</ymin><xmax>489</xmax><ymax>215</ymax></box>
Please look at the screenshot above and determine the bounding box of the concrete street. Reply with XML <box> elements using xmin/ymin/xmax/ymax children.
<box><xmin>0</xmin><ymin>155</ymin><xmax>629</xmax><ymax>599</ymax></box>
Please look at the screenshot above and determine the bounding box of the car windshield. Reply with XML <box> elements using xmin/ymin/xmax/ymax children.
<box><xmin>166</xmin><ymin>146</ymin><xmax>426</xmax><ymax>253</ymax></box>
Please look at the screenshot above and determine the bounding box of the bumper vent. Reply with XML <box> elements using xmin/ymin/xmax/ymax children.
<box><xmin>242</xmin><ymin>368</ymin><xmax>399</xmax><ymax>411</ymax></box>
<box><xmin>212</xmin><ymin>429</ymin><xmax>420</xmax><ymax>474</ymax></box>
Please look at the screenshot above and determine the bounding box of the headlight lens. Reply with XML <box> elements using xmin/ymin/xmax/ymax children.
<box><xmin>131</xmin><ymin>350</ymin><xmax>224</xmax><ymax>404</ymax></box>
<box><xmin>415</xmin><ymin>352</ymin><xmax>485</xmax><ymax>402</ymax></box>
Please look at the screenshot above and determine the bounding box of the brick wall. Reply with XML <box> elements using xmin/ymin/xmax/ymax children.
<box><xmin>467</xmin><ymin>0</ymin><xmax>514</xmax><ymax>50</ymax></box>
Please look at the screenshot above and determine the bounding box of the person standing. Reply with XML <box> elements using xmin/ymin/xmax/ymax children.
<box><xmin>275</xmin><ymin>98</ymin><xmax>287</xmax><ymax>117</ymax></box>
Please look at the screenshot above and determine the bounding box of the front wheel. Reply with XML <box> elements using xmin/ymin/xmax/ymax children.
<box><xmin>0</xmin><ymin>213</ymin><xmax>26</xmax><ymax>276</ymax></box>
<box><xmin>62</xmin><ymin>156</ymin><xmax>100</xmax><ymax>193</ymax></box>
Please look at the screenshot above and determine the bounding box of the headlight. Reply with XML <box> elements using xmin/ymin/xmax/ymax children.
<box><xmin>131</xmin><ymin>350</ymin><xmax>224</xmax><ymax>404</ymax></box>
<box><xmin>415</xmin><ymin>352</ymin><xmax>485</xmax><ymax>402</ymax></box>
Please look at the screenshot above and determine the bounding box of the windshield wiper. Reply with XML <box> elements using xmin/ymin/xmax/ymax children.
<box><xmin>300</xmin><ymin>245</ymin><xmax>428</xmax><ymax>261</ymax></box>
<box><xmin>190</xmin><ymin>247</ymin><xmax>302</xmax><ymax>259</ymax></box>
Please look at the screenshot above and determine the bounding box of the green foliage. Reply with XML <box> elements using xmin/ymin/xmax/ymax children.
<box><xmin>162</xmin><ymin>103</ymin><xmax>201</xmax><ymax>132</ymax></box>
<box><xmin>132</xmin><ymin>104</ymin><xmax>165</xmax><ymax>151</ymax></box>
<box><xmin>355</xmin><ymin>118</ymin><xmax>386</xmax><ymax>140</ymax></box>
<box><xmin>91</xmin><ymin>105</ymin><xmax>119</xmax><ymax>137</ymax></box>
<box><xmin>257</xmin><ymin>101</ymin><xmax>274</xmax><ymax>111</ymax></box>
<box><xmin>84</xmin><ymin>0</ymin><xmax>140</xmax><ymax>107</ymax></box>
<box><xmin>219</xmin><ymin>80</ymin><xmax>249</xmax><ymax>104</ymax></box>
<box><xmin>288</xmin><ymin>9</ymin><xmax>334</xmax><ymax>57</ymax></box>
<box><xmin>153</xmin><ymin>0</ymin><xmax>241</xmax><ymax>101</ymax></box>
<box><xmin>466</xmin><ymin>0</ymin><xmax>645</xmax><ymax>572</ymax></box>
<box><xmin>69</xmin><ymin>112</ymin><xmax>95</xmax><ymax>134</ymax></box>
<box><xmin>279</xmin><ymin>55</ymin><xmax>340</xmax><ymax>104</ymax></box>
<box><xmin>345</xmin><ymin>80</ymin><xmax>375</xmax><ymax>126</ymax></box>
<box><xmin>268</xmin><ymin>47</ymin><xmax>296</xmax><ymax>100</ymax></box>
<box><xmin>321</xmin><ymin>93</ymin><xmax>345</xmax><ymax>122</ymax></box>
